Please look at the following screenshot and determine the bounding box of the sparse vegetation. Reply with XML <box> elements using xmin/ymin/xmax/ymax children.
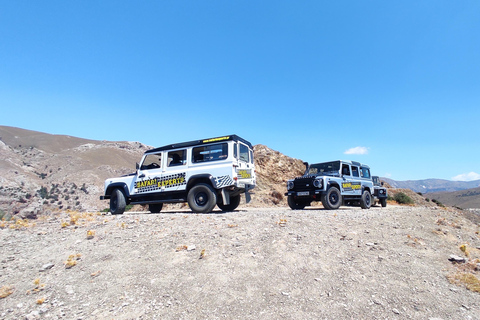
<box><xmin>432</xmin><ymin>199</ymin><xmax>445</xmax><ymax>207</ymax></box>
<box><xmin>448</xmin><ymin>272</ymin><xmax>480</xmax><ymax>293</ymax></box>
<box><xmin>394</xmin><ymin>192</ymin><xmax>414</xmax><ymax>205</ymax></box>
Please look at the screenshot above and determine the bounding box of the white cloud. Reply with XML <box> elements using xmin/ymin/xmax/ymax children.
<box><xmin>344</xmin><ymin>146</ymin><xmax>369</xmax><ymax>155</ymax></box>
<box><xmin>451</xmin><ymin>172</ymin><xmax>480</xmax><ymax>181</ymax></box>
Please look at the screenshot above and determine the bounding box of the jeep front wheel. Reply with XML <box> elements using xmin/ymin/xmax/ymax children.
<box><xmin>187</xmin><ymin>183</ymin><xmax>217</xmax><ymax>213</ymax></box>
<box><xmin>217</xmin><ymin>194</ymin><xmax>241</xmax><ymax>212</ymax></box>
<box><xmin>360</xmin><ymin>190</ymin><xmax>372</xmax><ymax>209</ymax></box>
<box><xmin>322</xmin><ymin>187</ymin><xmax>342</xmax><ymax>210</ymax></box>
<box><xmin>110</xmin><ymin>188</ymin><xmax>126</xmax><ymax>215</ymax></box>
<box><xmin>287</xmin><ymin>195</ymin><xmax>306</xmax><ymax>210</ymax></box>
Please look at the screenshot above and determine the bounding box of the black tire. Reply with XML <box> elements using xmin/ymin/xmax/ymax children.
<box><xmin>187</xmin><ymin>183</ymin><xmax>217</xmax><ymax>213</ymax></box>
<box><xmin>149</xmin><ymin>203</ymin><xmax>163</xmax><ymax>213</ymax></box>
<box><xmin>380</xmin><ymin>198</ymin><xmax>387</xmax><ymax>208</ymax></box>
<box><xmin>287</xmin><ymin>195</ymin><xmax>306</xmax><ymax>210</ymax></box>
<box><xmin>217</xmin><ymin>194</ymin><xmax>241</xmax><ymax>212</ymax></box>
<box><xmin>110</xmin><ymin>188</ymin><xmax>126</xmax><ymax>215</ymax></box>
<box><xmin>321</xmin><ymin>187</ymin><xmax>342</xmax><ymax>210</ymax></box>
<box><xmin>360</xmin><ymin>190</ymin><xmax>372</xmax><ymax>209</ymax></box>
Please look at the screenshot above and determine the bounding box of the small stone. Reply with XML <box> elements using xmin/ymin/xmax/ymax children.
<box><xmin>186</xmin><ymin>245</ymin><xmax>196</xmax><ymax>251</ymax></box>
<box><xmin>448</xmin><ymin>255</ymin><xmax>467</xmax><ymax>263</ymax></box>
<box><xmin>392</xmin><ymin>308</ymin><xmax>400</xmax><ymax>314</ymax></box>
<box><xmin>366</xmin><ymin>242</ymin><xmax>375</xmax><ymax>246</ymax></box>
<box><xmin>40</xmin><ymin>263</ymin><xmax>54</xmax><ymax>272</ymax></box>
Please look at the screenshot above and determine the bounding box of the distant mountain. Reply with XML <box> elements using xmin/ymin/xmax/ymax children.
<box><xmin>427</xmin><ymin>187</ymin><xmax>480</xmax><ymax>209</ymax></box>
<box><xmin>381</xmin><ymin>178</ymin><xmax>480</xmax><ymax>194</ymax></box>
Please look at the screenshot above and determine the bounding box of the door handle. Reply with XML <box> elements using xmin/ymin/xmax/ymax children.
<box><xmin>139</xmin><ymin>174</ymin><xmax>145</xmax><ymax>178</ymax></box>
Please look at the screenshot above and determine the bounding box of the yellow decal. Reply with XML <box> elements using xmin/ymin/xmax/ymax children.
<box><xmin>202</xmin><ymin>136</ymin><xmax>230</xmax><ymax>143</ymax></box>
<box><xmin>342</xmin><ymin>182</ymin><xmax>361</xmax><ymax>190</ymax></box>
<box><xmin>136</xmin><ymin>178</ymin><xmax>158</xmax><ymax>189</ymax></box>
<box><xmin>237</xmin><ymin>170</ymin><xmax>252</xmax><ymax>179</ymax></box>
<box><xmin>158</xmin><ymin>177</ymin><xmax>185</xmax><ymax>187</ymax></box>
<box><xmin>135</xmin><ymin>173</ymin><xmax>187</xmax><ymax>191</ymax></box>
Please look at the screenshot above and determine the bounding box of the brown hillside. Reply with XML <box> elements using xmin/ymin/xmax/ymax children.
<box><xmin>427</xmin><ymin>187</ymin><xmax>480</xmax><ymax>209</ymax></box>
<box><xmin>247</xmin><ymin>144</ymin><xmax>306</xmax><ymax>207</ymax></box>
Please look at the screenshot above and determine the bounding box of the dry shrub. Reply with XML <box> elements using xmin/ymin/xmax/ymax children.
<box><xmin>448</xmin><ymin>272</ymin><xmax>480</xmax><ymax>293</ymax></box>
<box><xmin>0</xmin><ymin>285</ymin><xmax>14</xmax><ymax>298</ymax></box>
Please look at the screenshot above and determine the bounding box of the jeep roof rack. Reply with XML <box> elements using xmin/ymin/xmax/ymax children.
<box><xmin>146</xmin><ymin>135</ymin><xmax>253</xmax><ymax>154</ymax></box>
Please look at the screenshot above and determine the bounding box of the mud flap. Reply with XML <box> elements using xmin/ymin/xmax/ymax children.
<box><xmin>221</xmin><ymin>188</ymin><xmax>230</xmax><ymax>205</ymax></box>
<box><xmin>245</xmin><ymin>190</ymin><xmax>251</xmax><ymax>203</ymax></box>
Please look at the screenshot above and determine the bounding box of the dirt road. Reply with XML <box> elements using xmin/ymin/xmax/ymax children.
<box><xmin>1</xmin><ymin>205</ymin><xmax>479</xmax><ymax>319</ymax></box>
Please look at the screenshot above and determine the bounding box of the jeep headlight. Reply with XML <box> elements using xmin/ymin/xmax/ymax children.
<box><xmin>313</xmin><ymin>179</ymin><xmax>323</xmax><ymax>188</ymax></box>
<box><xmin>287</xmin><ymin>181</ymin><xmax>294</xmax><ymax>190</ymax></box>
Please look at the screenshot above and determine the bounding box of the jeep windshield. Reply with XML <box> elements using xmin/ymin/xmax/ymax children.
<box><xmin>306</xmin><ymin>161</ymin><xmax>340</xmax><ymax>177</ymax></box>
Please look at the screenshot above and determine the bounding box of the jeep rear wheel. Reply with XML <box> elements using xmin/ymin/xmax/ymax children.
<box><xmin>322</xmin><ymin>187</ymin><xmax>342</xmax><ymax>210</ymax></box>
<box><xmin>149</xmin><ymin>203</ymin><xmax>163</xmax><ymax>213</ymax></box>
<box><xmin>287</xmin><ymin>195</ymin><xmax>307</xmax><ymax>210</ymax></box>
<box><xmin>380</xmin><ymin>198</ymin><xmax>387</xmax><ymax>207</ymax></box>
<box><xmin>217</xmin><ymin>194</ymin><xmax>241</xmax><ymax>212</ymax></box>
<box><xmin>187</xmin><ymin>183</ymin><xmax>217</xmax><ymax>213</ymax></box>
<box><xmin>360</xmin><ymin>190</ymin><xmax>372</xmax><ymax>209</ymax></box>
<box><xmin>110</xmin><ymin>188</ymin><xmax>126</xmax><ymax>215</ymax></box>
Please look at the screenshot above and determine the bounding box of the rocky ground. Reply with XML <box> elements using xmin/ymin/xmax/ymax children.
<box><xmin>1</xmin><ymin>204</ymin><xmax>480</xmax><ymax>320</ymax></box>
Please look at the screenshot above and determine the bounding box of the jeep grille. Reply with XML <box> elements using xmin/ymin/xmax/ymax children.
<box><xmin>293</xmin><ymin>176</ymin><xmax>316</xmax><ymax>191</ymax></box>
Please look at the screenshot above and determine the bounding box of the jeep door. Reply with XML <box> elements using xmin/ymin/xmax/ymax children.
<box><xmin>341</xmin><ymin>164</ymin><xmax>361</xmax><ymax>195</ymax></box>
<box><xmin>236</xmin><ymin>142</ymin><xmax>254</xmax><ymax>186</ymax></box>
<box><xmin>162</xmin><ymin>149</ymin><xmax>188</xmax><ymax>192</ymax></box>
<box><xmin>132</xmin><ymin>152</ymin><xmax>164</xmax><ymax>196</ymax></box>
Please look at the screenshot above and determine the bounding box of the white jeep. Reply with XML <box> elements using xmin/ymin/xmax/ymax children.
<box><xmin>285</xmin><ymin>160</ymin><xmax>374</xmax><ymax>210</ymax></box>
<box><xmin>100</xmin><ymin>135</ymin><xmax>256</xmax><ymax>214</ymax></box>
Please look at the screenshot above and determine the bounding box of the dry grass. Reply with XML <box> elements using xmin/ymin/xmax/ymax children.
<box><xmin>64</xmin><ymin>253</ymin><xmax>82</xmax><ymax>269</ymax></box>
<box><xmin>0</xmin><ymin>285</ymin><xmax>14</xmax><ymax>298</ymax></box>
<box><xmin>448</xmin><ymin>272</ymin><xmax>480</xmax><ymax>293</ymax></box>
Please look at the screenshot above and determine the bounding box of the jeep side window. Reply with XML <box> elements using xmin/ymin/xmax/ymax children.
<box><xmin>351</xmin><ymin>166</ymin><xmax>359</xmax><ymax>177</ymax></box>
<box><xmin>168</xmin><ymin>150</ymin><xmax>186</xmax><ymax>167</ymax></box>
<box><xmin>192</xmin><ymin>143</ymin><xmax>228</xmax><ymax>163</ymax></box>
<box><xmin>239</xmin><ymin>144</ymin><xmax>249</xmax><ymax>162</ymax></box>
<box><xmin>342</xmin><ymin>164</ymin><xmax>351</xmax><ymax>176</ymax></box>
<box><xmin>140</xmin><ymin>153</ymin><xmax>162</xmax><ymax>170</ymax></box>
<box><xmin>234</xmin><ymin>143</ymin><xmax>238</xmax><ymax>159</ymax></box>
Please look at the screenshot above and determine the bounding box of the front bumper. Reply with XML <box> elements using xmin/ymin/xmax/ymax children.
<box><xmin>285</xmin><ymin>190</ymin><xmax>324</xmax><ymax>197</ymax></box>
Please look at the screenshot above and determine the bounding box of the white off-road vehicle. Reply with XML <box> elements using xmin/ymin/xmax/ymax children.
<box><xmin>100</xmin><ymin>135</ymin><xmax>256</xmax><ymax>214</ymax></box>
<box><xmin>285</xmin><ymin>160</ymin><xmax>374</xmax><ymax>210</ymax></box>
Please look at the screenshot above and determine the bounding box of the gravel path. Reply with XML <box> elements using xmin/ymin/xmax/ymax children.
<box><xmin>1</xmin><ymin>205</ymin><xmax>479</xmax><ymax>319</ymax></box>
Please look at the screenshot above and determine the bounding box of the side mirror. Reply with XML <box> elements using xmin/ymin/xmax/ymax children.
<box><xmin>381</xmin><ymin>182</ymin><xmax>384</xmax><ymax>186</ymax></box>
<box><xmin>136</xmin><ymin>163</ymin><xmax>139</xmax><ymax>170</ymax></box>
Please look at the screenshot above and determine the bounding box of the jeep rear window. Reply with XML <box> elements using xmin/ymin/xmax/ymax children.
<box><xmin>193</xmin><ymin>143</ymin><xmax>228</xmax><ymax>163</ymax></box>
<box><xmin>239</xmin><ymin>144</ymin><xmax>249</xmax><ymax>162</ymax></box>
<box><xmin>168</xmin><ymin>150</ymin><xmax>186</xmax><ymax>166</ymax></box>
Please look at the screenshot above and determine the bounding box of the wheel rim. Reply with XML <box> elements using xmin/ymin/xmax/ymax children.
<box><xmin>195</xmin><ymin>191</ymin><xmax>208</xmax><ymax>207</ymax></box>
<box><xmin>329</xmin><ymin>192</ymin><xmax>339</xmax><ymax>205</ymax></box>
<box><xmin>365</xmin><ymin>194</ymin><xmax>371</xmax><ymax>206</ymax></box>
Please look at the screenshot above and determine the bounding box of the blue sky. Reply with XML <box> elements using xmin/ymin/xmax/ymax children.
<box><xmin>1</xmin><ymin>1</ymin><xmax>479</xmax><ymax>181</ymax></box>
